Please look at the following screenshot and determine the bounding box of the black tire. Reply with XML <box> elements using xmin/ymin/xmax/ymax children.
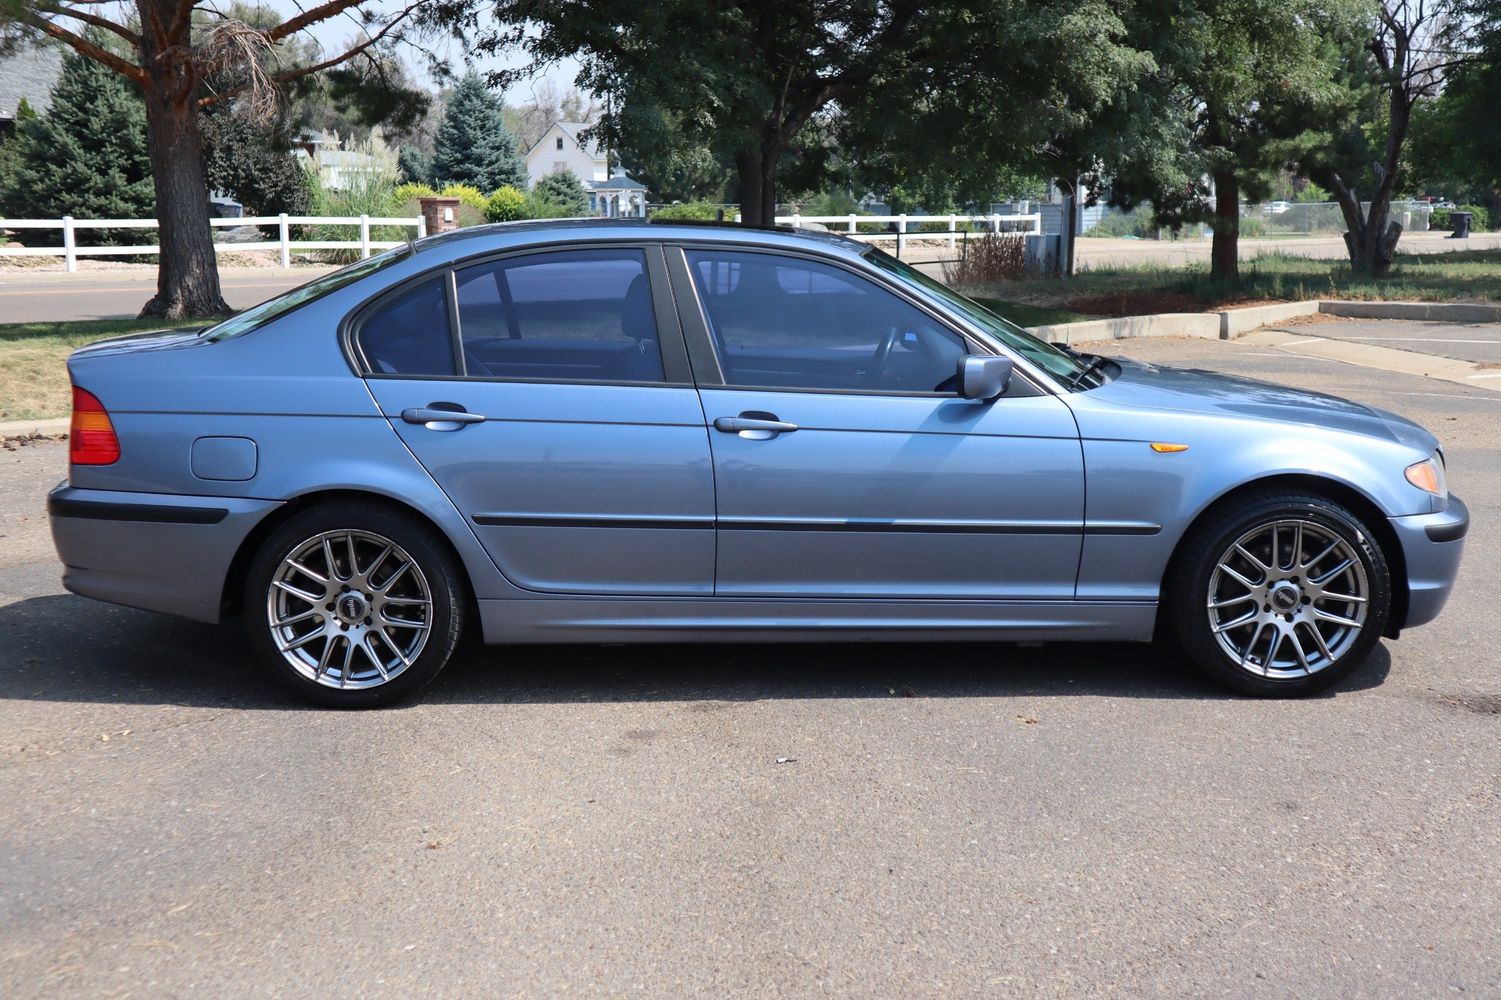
<box><xmin>244</xmin><ymin>502</ymin><xmax>466</xmax><ymax>708</ymax></box>
<box><xmin>1166</xmin><ymin>491</ymin><xmax>1391</xmax><ymax>697</ymax></box>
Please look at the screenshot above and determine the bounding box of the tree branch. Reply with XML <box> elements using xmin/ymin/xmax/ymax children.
<box><xmin>264</xmin><ymin>0</ymin><xmax>369</xmax><ymax>44</ymax></box>
<box><xmin>37</xmin><ymin>2</ymin><xmax>142</xmax><ymax>46</ymax></box>
<box><xmin>199</xmin><ymin>8</ymin><xmax>414</xmax><ymax>107</ymax></box>
<box><xmin>22</xmin><ymin>13</ymin><xmax>145</xmax><ymax>80</ymax></box>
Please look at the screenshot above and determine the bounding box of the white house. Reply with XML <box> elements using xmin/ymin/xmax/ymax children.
<box><xmin>525</xmin><ymin>121</ymin><xmax>608</xmax><ymax>187</ymax></box>
<box><xmin>524</xmin><ymin>121</ymin><xmax>649</xmax><ymax>217</ymax></box>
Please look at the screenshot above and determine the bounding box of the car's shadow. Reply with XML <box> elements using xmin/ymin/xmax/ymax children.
<box><xmin>0</xmin><ymin>594</ymin><xmax>1392</xmax><ymax>709</ymax></box>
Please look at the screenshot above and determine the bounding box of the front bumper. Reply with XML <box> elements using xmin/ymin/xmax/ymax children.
<box><xmin>49</xmin><ymin>483</ymin><xmax>281</xmax><ymax>623</ymax></box>
<box><xmin>1390</xmin><ymin>493</ymin><xmax>1469</xmax><ymax>630</ymax></box>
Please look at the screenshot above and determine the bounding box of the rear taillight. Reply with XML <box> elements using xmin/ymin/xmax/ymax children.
<box><xmin>70</xmin><ymin>386</ymin><xmax>120</xmax><ymax>465</ymax></box>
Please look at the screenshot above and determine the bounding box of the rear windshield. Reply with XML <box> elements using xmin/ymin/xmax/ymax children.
<box><xmin>201</xmin><ymin>245</ymin><xmax>411</xmax><ymax>343</ymax></box>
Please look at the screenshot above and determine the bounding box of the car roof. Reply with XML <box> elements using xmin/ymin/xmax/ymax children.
<box><xmin>410</xmin><ymin>217</ymin><xmax>870</xmax><ymax>262</ymax></box>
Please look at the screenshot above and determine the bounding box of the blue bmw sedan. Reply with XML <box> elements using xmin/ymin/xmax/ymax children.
<box><xmin>49</xmin><ymin>220</ymin><xmax>1468</xmax><ymax>706</ymax></box>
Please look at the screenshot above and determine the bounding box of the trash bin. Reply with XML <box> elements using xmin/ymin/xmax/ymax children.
<box><xmin>1450</xmin><ymin>211</ymin><xmax>1474</xmax><ymax>239</ymax></box>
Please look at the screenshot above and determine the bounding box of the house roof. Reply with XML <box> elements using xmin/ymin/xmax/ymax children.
<box><xmin>589</xmin><ymin>173</ymin><xmax>647</xmax><ymax>191</ymax></box>
<box><xmin>525</xmin><ymin>121</ymin><xmax>604</xmax><ymax>161</ymax></box>
<box><xmin>0</xmin><ymin>43</ymin><xmax>64</xmax><ymax>120</ymax></box>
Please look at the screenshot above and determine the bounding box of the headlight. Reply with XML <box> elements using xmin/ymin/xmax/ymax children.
<box><xmin>1405</xmin><ymin>455</ymin><xmax>1447</xmax><ymax>496</ymax></box>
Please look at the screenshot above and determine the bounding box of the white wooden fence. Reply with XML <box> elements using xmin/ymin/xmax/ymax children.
<box><xmin>770</xmin><ymin>213</ymin><xmax>1044</xmax><ymax>254</ymax></box>
<box><xmin>0</xmin><ymin>215</ymin><xmax>426</xmax><ymax>272</ymax></box>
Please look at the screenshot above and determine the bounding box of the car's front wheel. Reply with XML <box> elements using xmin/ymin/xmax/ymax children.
<box><xmin>244</xmin><ymin>503</ymin><xmax>465</xmax><ymax>708</ymax></box>
<box><xmin>1168</xmin><ymin>492</ymin><xmax>1391</xmax><ymax>696</ymax></box>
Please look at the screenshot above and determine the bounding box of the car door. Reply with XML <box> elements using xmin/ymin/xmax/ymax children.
<box><xmin>359</xmin><ymin>244</ymin><xmax>716</xmax><ymax>596</ymax></box>
<box><xmin>668</xmin><ymin>245</ymin><xmax>1084</xmax><ymax>599</ymax></box>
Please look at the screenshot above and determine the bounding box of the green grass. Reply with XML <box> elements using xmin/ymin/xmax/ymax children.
<box><xmin>960</xmin><ymin>249</ymin><xmax>1501</xmax><ymax>324</ymax></box>
<box><xmin>0</xmin><ymin>317</ymin><xmax>214</xmax><ymax>422</ymax></box>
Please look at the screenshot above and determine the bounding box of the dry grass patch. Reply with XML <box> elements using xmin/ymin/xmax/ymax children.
<box><xmin>0</xmin><ymin>319</ymin><xmax>214</xmax><ymax>421</ymax></box>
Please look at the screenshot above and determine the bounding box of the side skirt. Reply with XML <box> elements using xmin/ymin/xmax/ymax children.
<box><xmin>477</xmin><ymin>598</ymin><xmax>1158</xmax><ymax>644</ymax></box>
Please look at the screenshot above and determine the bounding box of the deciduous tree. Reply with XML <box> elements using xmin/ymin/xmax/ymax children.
<box><xmin>486</xmin><ymin>0</ymin><xmax>1153</xmax><ymax>226</ymax></box>
<box><xmin>1</xmin><ymin>1</ymin><xmax>461</xmax><ymax>318</ymax></box>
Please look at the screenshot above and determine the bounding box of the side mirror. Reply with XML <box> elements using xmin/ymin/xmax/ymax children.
<box><xmin>958</xmin><ymin>355</ymin><xmax>1014</xmax><ymax>400</ymax></box>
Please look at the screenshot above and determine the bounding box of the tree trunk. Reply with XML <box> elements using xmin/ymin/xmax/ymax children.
<box><xmin>1210</xmin><ymin>170</ymin><xmax>1239</xmax><ymax>282</ymax></box>
<box><xmin>736</xmin><ymin>150</ymin><xmax>765</xmax><ymax>225</ymax></box>
<box><xmin>136</xmin><ymin>10</ymin><xmax>230</xmax><ymax>319</ymax></box>
<box><xmin>734</xmin><ymin>141</ymin><xmax>780</xmax><ymax>226</ymax></box>
<box><xmin>1058</xmin><ymin>176</ymin><xmax>1078</xmax><ymax>278</ymax></box>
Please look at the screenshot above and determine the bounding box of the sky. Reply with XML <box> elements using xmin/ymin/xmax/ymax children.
<box><xmin>248</xmin><ymin>0</ymin><xmax>583</xmax><ymax>100</ymax></box>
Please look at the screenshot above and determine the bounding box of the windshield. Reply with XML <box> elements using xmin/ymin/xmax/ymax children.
<box><xmin>863</xmin><ymin>248</ymin><xmax>1101</xmax><ymax>388</ymax></box>
<box><xmin>201</xmin><ymin>244</ymin><xmax>412</xmax><ymax>343</ymax></box>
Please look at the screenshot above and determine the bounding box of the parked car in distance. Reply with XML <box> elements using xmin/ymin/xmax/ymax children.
<box><xmin>49</xmin><ymin>220</ymin><xmax>1468</xmax><ymax>706</ymax></box>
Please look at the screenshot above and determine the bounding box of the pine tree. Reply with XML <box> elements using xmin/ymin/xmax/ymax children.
<box><xmin>533</xmin><ymin>169</ymin><xmax>590</xmax><ymax>214</ymax></box>
<box><xmin>0</xmin><ymin>51</ymin><xmax>155</xmax><ymax>245</ymax></box>
<box><xmin>433</xmin><ymin>74</ymin><xmax>528</xmax><ymax>191</ymax></box>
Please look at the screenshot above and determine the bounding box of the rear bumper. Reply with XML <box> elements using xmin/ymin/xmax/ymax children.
<box><xmin>48</xmin><ymin>483</ymin><xmax>281</xmax><ymax>623</ymax></box>
<box><xmin>1390</xmin><ymin>493</ymin><xmax>1469</xmax><ymax>630</ymax></box>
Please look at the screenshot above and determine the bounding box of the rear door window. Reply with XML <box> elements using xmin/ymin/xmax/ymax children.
<box><xmin>455</xmin><ymin>248</ymin><xmax>665</xmax><ymax>383</ymax></box>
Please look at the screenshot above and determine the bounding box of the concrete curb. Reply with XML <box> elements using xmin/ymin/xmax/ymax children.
<box><xmin>1026</xmin><ymin>298</ymin><xmax>1501</xmax><ymax>342</ymax></box>
<box><xmin>1219</xmin><ymin>300</ymin><xmax>1324</xmax><ymax>338</ymax></box>
<box><xmin>1318</xmin><ymin>300</ymin><xmax>1501</xmax><ymax>323</ymax></box>
<box><xmin>1029</xmin><ymin>313</ymin><xmax>1220</xmax><ymax>345</ymax></box>
<box><xmin>0</xmin><ymin>417</ymin><xmax>69</xmax><ymax>437</ymax></box>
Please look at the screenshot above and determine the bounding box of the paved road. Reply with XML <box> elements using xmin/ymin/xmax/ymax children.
<box><xmin>2</xmin><ymin>341</ymin><xmax>1498</xmax><ymax>998</ymax></box>
<box><xmin>0</xmin><ymin>266</ymin><xmax>332</xmax><ymax>323</ymax></box>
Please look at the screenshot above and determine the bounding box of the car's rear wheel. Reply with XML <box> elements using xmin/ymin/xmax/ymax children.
<box><xmin>244</xmin><ymin>503</ymin><xmax>465</xmax><ymax>707</ymax></box>
<box><xmin>1167</xmin><ymin>492</ymin><xmax>1391</xmax><ymax>696</ymax></box>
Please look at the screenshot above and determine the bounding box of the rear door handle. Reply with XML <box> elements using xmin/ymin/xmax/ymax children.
<box><xmin>713</xmin><ymin>414</ymin><xmax>798</xmax><ymax>438</ymax></box>
<box><xmin>401</xmin><ymin>405</ymin><xmax>485</xmax><ymax>430</ymax></box>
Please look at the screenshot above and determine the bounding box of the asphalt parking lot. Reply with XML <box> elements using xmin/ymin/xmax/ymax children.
<box><xmin>1294</xmin><ymin>317</ymin><xmax>1501</xmax><ymax>365</ymax></box>
<box><xmin>2</xmin><ymin>332</ymin><xmax>1498</xmax><ymax>998</ymax></box>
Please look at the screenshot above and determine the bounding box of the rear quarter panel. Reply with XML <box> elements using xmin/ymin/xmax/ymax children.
<box><xmin>64</xmin><ymin>259</ymin><xmax>524</xmax><ymax>602</ymax></box>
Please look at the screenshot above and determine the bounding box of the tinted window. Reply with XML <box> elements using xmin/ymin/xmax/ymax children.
<box><xmin>207</xmin><ymin>244</ymin><xmax>410</xmax><ymax>344</ymax></box>
<box><xmin>687</xmin><ymin>251</ymin><xmax>967</xmax><ymax>392</ymax></box>
<box><xmin>357</xmin><ymin>276</ymin><xmax>456</xmax><ymax>376</ymax></box>
<box><xmin>455</xmin><ymin>249</ymin><xmax>664</xmax><ymax>383</ymax></box>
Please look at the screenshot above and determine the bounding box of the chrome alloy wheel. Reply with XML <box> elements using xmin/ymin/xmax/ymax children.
<box><xmin>265</xmin><ymin>529</ymin><xmax>433</xmax><ymax>689</ymax></box>
<box><xmin>1206</xmin><ymin>518</ymin><xmax>1369</xmax><ymax>678</ymax></box>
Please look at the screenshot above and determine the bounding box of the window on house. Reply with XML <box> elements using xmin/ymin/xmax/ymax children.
<box><xmin>556</xmin><ymin>136</ymin><xmax>564</xmax><ymax>150</ymax></box>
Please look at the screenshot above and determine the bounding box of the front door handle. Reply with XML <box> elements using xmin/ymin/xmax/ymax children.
<box><xmin>401</xmin><ymin>404</ymin><xmax>485</xmax><ymax>430</ymax></box>
<box><xmin>713</xmin><ymin>414</ymin><xmax>798</xmax><ymax>439</ymax></box>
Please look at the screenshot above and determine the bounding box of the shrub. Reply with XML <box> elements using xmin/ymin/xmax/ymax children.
<box><xmin>438</xmin><ymin>182</ymin><xmax>488</xmax><ymax>214</ymax></box>
<box><xmin>533</xmin><ymin>170</ymin><xmax>590</xmax><ymax>215</ymax></box>
<box><xmin>485</xmin><ymin>185</ymin><xmax>526</xmax><ymax>222</ymax></box>
<box><xmin>1432</xmin><ymin>204</ymin><xmax>1490</xmax><ymax>232</ymax></box>
<box><xmin>651</xmin><ymin>201</ymin><xmax>724</xmax><ymax>221</ymax></box>
<box><xmin>944</xmin><ymin>232</ymin><xmax>1026</xmax><ymax>284</ymax></box>
<box><xmin>1237</xmin><ymin>214</ymin><xmax>1267</xmax><ymax>238</ymax></box>
<box><xmin>305</xmin><ymin>151</ymin><xmax>405</xmax><ymax>262</ymax></box>
<box><xmin>520</xmin><ymin>187</ymin><xmax>574</xmax><ymax>220</ymax></box>
<box><xmin>394</xmin><ymin>182</ymin><xmax>436</xmax><ymax>202</ymax></box>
